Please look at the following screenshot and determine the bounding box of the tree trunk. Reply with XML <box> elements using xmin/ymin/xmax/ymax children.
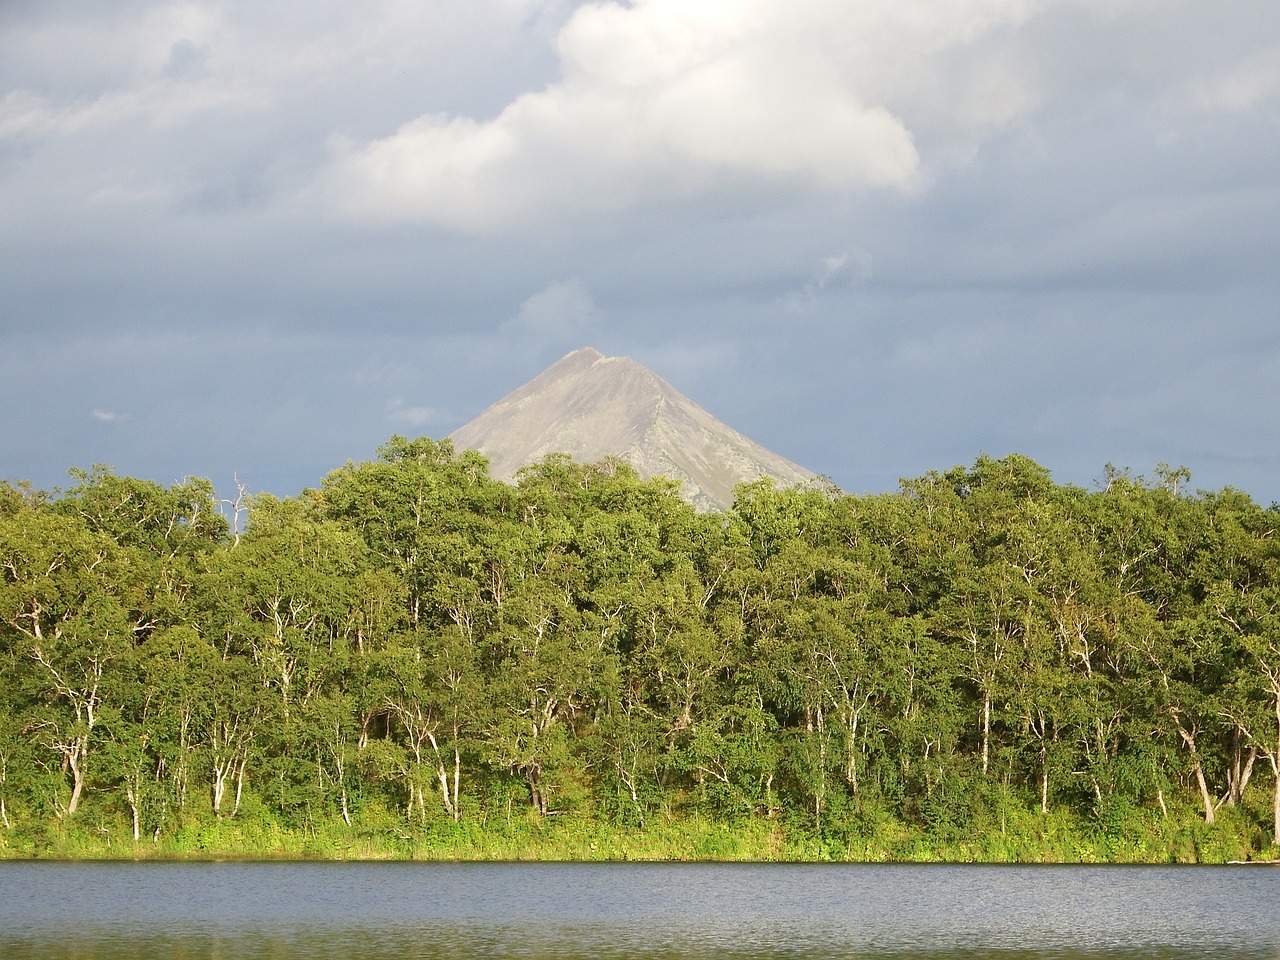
<box><xmin>128</xmin><ymin>787</ymin><xmax>141</xmax><ymax>842</ymax></box>
<box><xmin>1192</xmin><ymin>761</ymin><xmax>1215</xmax><ymax>825</ymax></box>
<box><xmin>1271</xmin><ymin>770</ymin><xmax>1280</xmax><ymax>850</ymax></box>
<box><xmin>232</xmin><ymin>757</ymin><xmax>248</xmax><ymax>818</ymax></box>
<box><xmin>452</xmin><ymin>745</ymin><xmax>461</xmax><ymax>822</ymax></box>
<box><xmin>1273</xmin><ymin>694</ymin><xmax>1280</xmax><ymax>847</ymax></box>
<box><xmin>1040</xmin><ymin>759</ymin><xmax>1049</xmax><ymax>815</ymax></box>
<box><xmin>1225</xmin><ymin>735</ymin><xmax>1259</xmax><ymax>807</ymax></box>
<box><xmin>64</xmin><ymin>734</ymin><xmax>89</xmax><ymax>816</ymax></box>
<box><xmin>526</xmin><ymin>765</ymin><xmax>547</xmax><ymax>816</ymax></box>
<box><xmin>212</xmin><ymin>764</ymin><xmax>227</xmax><ymax>814</ymax></box>
<box><xmin>981</xmin><ymin>692</ymin><xmax>991</xmax><ymax>776</ymax></box>
<box><xmin>1176</xmin><ymin>724</ymin><xmax>1216</xmax><ymax>824</ymax></box>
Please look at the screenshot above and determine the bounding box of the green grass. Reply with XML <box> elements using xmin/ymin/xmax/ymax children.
<box><xmin>3</xmin><ymin>816</ymin><xmax>1275</xmax><ymax>864</ymax></box>
<box><xmin>2</xmin><ymin>791</ymin><xmax>1276</xmax><ymax>863</ymax></box>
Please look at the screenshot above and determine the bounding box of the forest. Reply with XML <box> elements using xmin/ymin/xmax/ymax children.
<box><xmin>2</xmin><ymin>438</ymin><xmax>1279</xmax><ymax>862</ymax></box>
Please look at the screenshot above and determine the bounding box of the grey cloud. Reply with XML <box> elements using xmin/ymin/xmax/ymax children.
<box><xmin>2</xmin><ymin>0</ymin><xmax>1279</xmax><ymax>508</ymax></box>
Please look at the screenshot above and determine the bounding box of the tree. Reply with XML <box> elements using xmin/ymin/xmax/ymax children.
<box><xmin>132</xmin><ymin>625</ymin><xmax>221</xmax><ymax>825</ymax></box>
<box><xmin>369</xmin><ymin>627</ymin><xmax>481</xmax><ymax>822</ymax></box>
<box><xmin>1204</xmin><ymin>492</ymin><xmax>1280</xmax><ymax>843</ymax></box>
<box><xmin>320</xmin><ymin>436</ymin><xmax>498</xmax><ymax>630</ymax></box>
<box><xmin>0</xmin><ymin>505</ymin><xmax>140</xmax><ymax>817</ymax></box>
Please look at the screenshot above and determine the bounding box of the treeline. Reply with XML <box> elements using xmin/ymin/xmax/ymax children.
<box><xmin>2</xmin><ymin>438</ymin><xmax>1280</xmax><ymax>858</ymax></box>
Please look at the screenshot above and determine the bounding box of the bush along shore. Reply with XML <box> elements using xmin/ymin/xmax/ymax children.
<box><xmin>0</xmin><ymin>803</ymin><xmax>1274</xmax><ymax>864</ymax></box>
<box><xmin>3</xmin><ymin>441</ymin><xmax>1280</xmax><ymax>863</ymax></box>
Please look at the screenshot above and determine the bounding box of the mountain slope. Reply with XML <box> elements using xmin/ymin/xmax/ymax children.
<box><xmin>450</xmin><ymin>347</ymin><xmax>816</xmax><ymax>511</ymax></box>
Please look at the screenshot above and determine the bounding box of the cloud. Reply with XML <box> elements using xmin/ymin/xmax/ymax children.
<box><xmin>4</xmin><ymin>0</ymin><xmax>1280</xmax><ymax>508</ymax></box>
<box><xmin>0</xmin><ymin>80</ymin><xmax>258</xmax><ymax>143</ymax></box>
<box><xmin>1186</xmin><ymin>60</ymin><xmax>1280</xmax><ymax>114</ymax></box>
<box><xmin>91</xmin><ymin>409</ymin><xmax>127</xmax><ymax>423</ymax></box>
<box><xmin>317</xmin><ymin>0</ymin><xmax>1050</xmax><ymax>230</ymax></box>
<box><xmin>779</xmin><ymin>251</ymin><xmax>872</xmax><ymax>312</ymax></box>
<box><xmin>0</xmin><ymin>1</ymin><xmax>556</xmax><ymax>222</ymax></box>
<box><xmin>0</xmin><ymin>4</ymin><xmax>253</xmax><ymax>141</ymax></box>
<box><xmin>385</xmin><ymin>399</ymin><xmax>440</xmax><ymax>426</ymax></box>
<box><xmin>502</xmin><ymin>278</ymin><xmax>602</xmax><ymax>341</ymax></box>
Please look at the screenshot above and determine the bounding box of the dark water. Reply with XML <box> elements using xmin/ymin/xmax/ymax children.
<box><xmin>0</xmin><ymin>861</ymin><xmax>1276</xmax><ymax>959</ymax></box>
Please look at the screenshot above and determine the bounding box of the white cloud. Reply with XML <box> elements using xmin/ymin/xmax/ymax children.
<box><xmin>503</xmin><ymin>278</ymin><xmax>602</xmax><ymax>340</ymax></box>
<box><xmin>318</xmin><ymin>0</ymin><xmax>1049</xmax><ymax>230</ymax></box>
<box><xmin>385</xmin><ymin>399</ymin><xmax>439</xmax><ymax>426</ymax></box>
<box><xmin>0</xmin><ymin>79</ymin><xmax>259</xmax><ymax>141</ymax></box>
<box><xmin>91</xmin><ymin>409</ymin><xmax>127</xmax><ymax>423</ymax></box>
<box><xmin>0</xmin><ymin>3</ymin><xmax>254</xmax><ymax>141</ymax></box>
<box><xmin>1186</xmin><ymin>59</ymin><xmax>1280</xmax><ymax>114</ymax></box>
<box><xmin>9</xmin><ymin>0</ymin><xmax>1273</xmax><ymax>237</ymax></box>
<box><xmin>0</xmin><ymin>1</ymin><xmax>549</xmax><ymax>146</ymax></box>
<box><xmin>779</xmin><ymin>251</ymin><xmax>872</xmax><ymax>313</ymax></box>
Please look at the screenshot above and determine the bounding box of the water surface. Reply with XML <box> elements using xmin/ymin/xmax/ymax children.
<box><xmin>0</xmin><ymin>861</ymin><xmax>1275</xmax><ymax>959</ymax></box>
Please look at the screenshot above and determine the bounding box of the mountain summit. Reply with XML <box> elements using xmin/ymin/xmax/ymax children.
<box><xmin>450</xmin><ymin>347</ymin><xmax>816</xmax><ymax>511</ymax></box>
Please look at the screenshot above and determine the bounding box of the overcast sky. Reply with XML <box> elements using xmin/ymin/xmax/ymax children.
<box><xmin>3</xmin><ymin>0</ymin><xmax>1278</xmax><ymax>504</ymax></box>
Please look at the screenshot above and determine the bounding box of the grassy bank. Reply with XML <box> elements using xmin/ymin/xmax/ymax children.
<box><xmin>1</xmin><ymin>803</ymin><xmax>1273</xmax><ymax>864</ymax></box>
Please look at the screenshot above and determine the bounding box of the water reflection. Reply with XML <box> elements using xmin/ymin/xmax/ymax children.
<box><xmin>1</xmin><ymin>862</ymin><xmax>1277</xmax><ymax>960</ymax></box>
<box><xmin>17</xmin><ymin>930</ymin><xmax>1278</xmax><ymax>960</ymax></box>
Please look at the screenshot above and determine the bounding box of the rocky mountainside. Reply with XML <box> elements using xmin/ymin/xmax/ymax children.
<box><xmin>450</xmin><ymin>347</ymin><xmax>816</xmax><ymax>511</ymax></box>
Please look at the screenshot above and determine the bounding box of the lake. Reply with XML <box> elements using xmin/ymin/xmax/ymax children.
<box><xmin>0</xmin><ymin>861</ymin><xmax>1276</xmax><ymax>959</ymax></box>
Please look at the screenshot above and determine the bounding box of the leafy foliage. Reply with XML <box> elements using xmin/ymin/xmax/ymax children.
<box><xmin>2</xmin><ymin>445</ymin><xmax>1279</xmax><ymax>860</ymax></box>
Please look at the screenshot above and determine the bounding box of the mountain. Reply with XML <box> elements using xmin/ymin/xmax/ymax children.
<box><xmin>449</xmin><ymin>347</ymin><xmax>816</xmax><ymax>511</ymax></box>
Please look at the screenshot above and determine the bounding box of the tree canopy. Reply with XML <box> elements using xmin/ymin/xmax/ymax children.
<box><xmin>2</xmin><ymin>444</ymin><xmax>1278</xmax><ymax>860</ymax></box>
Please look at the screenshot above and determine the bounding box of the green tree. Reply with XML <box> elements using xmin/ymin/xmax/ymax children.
<box><xmin>0</xmin><ymin>504</ymin><xmax>143</xmax><ymax>817</ymax></box>
<box><xmin>1204</xmin><ymin>492</ymin><xmax>1280</xmax><ymax>844</ymax></box>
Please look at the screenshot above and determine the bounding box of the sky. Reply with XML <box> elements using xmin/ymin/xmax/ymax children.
<box><xmin>3</xmin><ymin>0</ymin><xmax>1279</xmax><ymax>505</ymax></box>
